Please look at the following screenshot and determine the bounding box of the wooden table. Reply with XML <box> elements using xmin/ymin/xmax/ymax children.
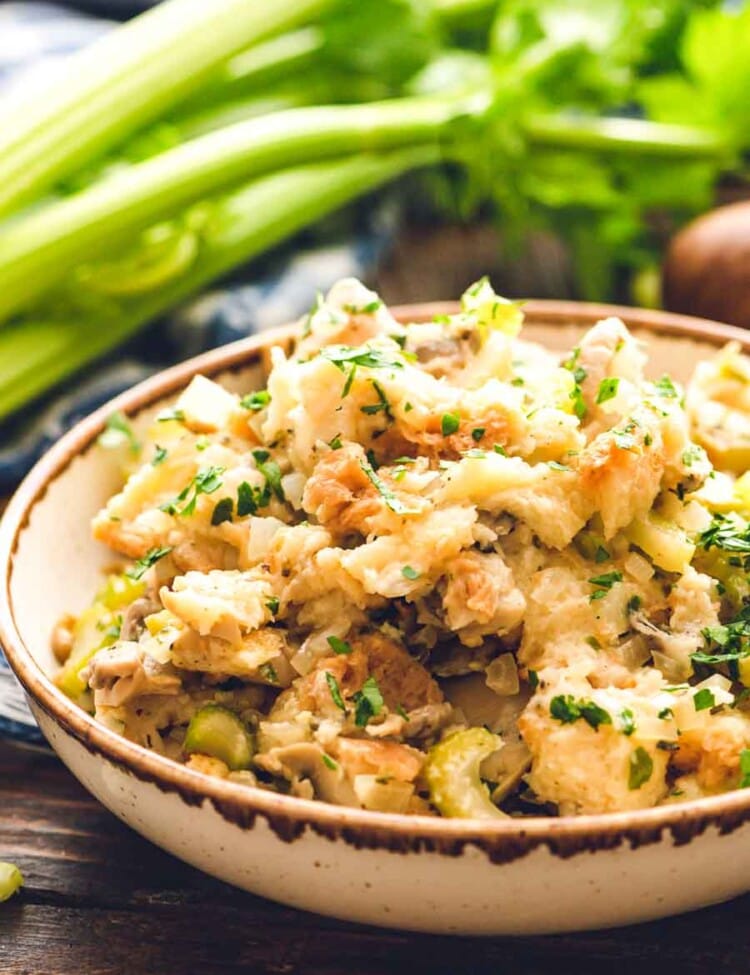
<box><xmin>1</xmin><ymin>740</ymin><xmax>748</xmax><ymax>974</ymax></box>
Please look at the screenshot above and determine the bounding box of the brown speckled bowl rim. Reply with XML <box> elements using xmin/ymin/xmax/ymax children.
<box><xmin>4</xmin><ymin>299</ymin><xmax>750</xmax><ymax>863</ymax></box>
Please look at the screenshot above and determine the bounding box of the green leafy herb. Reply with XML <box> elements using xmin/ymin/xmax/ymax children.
<box><xmin>628</xmin><ymin>747</ymin><xmax>654</xmax><ymax>790</ymax></box>
<box><xmin>441</xmin><ymin>411</ymin><xmax>461</xmax><ymax>436</ymax></box>
<box><xmin>252</xmin><ymin>449</ymin><xmax>285</xmax><ymax>503</ymax></box>
<box><xmin>157</xmin><ymin>408</ymin><xmax>185</xmax><ymax>423</ymax></box>
<box><xmin>396</xmin><ymin>703</ymin><xmax>409</xmax><ymax>720</ymax></box>
<box><xmin>265</xmin><ymin>597</ymin><xmax>280</xmax><ymax>616</ymax></box>
<box><xmin>493</xmin><ymin>444</ymin><xmax>507</xmax><ymax>456</ymax></box>
<box><xmin>240</xmin><ymin>389</ymin><xmax>271</xmax><ymax>411</ymax></box>
<box><xmin>627</xmin><ymin>595</ymin><xmax>642</xmax><ymax>614</ymax></box>
<box><xmin>693</xmin><ymin>687</ymin><xmax>716</xmax><ymax>711</ymax></box>
<box><xmin>471</xmin><ymin>427</ymin><xmax>485</xmax><ymax>442</ymax></box>
<box><xmin>699</xmin><ymin>514</ymin><xmax>750</xmax><ymax>553</ymax></box>
<box><xmin>596</xmin><ymin>377</ymin><xmax>620</xmax><ymax>404</ymax></box>
<box><xmin>343</xmin><ymin>299</ymin><xmax>382</xmax><ymax>314</ymax></box>
<box><xmin>589</xmin><ymin>571</ymin><xmax>622</xmax><ymax>601</ymax></box>
<box><xmin>360</xmin><ymin>379</ymin><xmax>392</xmax><ymax>418</ymax></box>
<box><xmin>329</xmin><ymin>434</ymin><xmax>343</xmax><ymax>450</ymax></box>
<box><xmin>236</xmin><ymin>481</ymin><xmax>260</xmax><ymax>517</ymax></box>
<box><xmin>595</xmin><ymin>545</ymin><xmax>610</xmax><ymax>563</ymax></box>
<box><xmin>125</xmin><ymin>545</ymin><xmax>172</xmax><ymax>580</ymax></box>
<box><xmin>210</xmin><ymin>497</ymin><xmax>234</xmax><ymax>526</ymax></box>
<box><xmin>322</xmin><ymin>345</ymin><xmax>404</xmax><ymax>401</ymax></box>
<box><xmin>99</xmin><ymin>411</ymin><xmax>140</xmax><ymax>454</ymax></box>
<box><xmin>654</xmin><ymin>375</ymin><xmax>679</xmax><ymax>399</ymax></box>
<box><xmin>359</xmin><ymin>459</ymin><xmax>416</xmax><ymax>516</ymax></box>
<box><xmin>550</xmin><ymin>694</ymin><xmax>612</xmax><ymax>730</ymax></box>
<box><xmin>152</xmin><ymin>445</ymin><xmax>168</xmax><ymax>466</ymax></box>
<box><xmin>658</xmin><ymin>707</ymin><xmax>673</xmax><ymax>720</ymax></box>
<box><xmin>322</xmin><ymin>753</ymin><xmax>338</xmax><ymax>771</ymax></box>
<box><xmin>259</xmin><ymin>662</ymin><xmax>279</xmax><ymax>685</ymax></box>
<box><xmin>682</xmin><ymin>444</ymin><xmax>706</xmax><ymax>467</ymax></box>
<box><xmin>327</xmin><ymin>635</ymin><xmax>353</xmax><ymax>655</ymax></box>
<box><xmin>740</xmin><ymin>749</ymin><xmax>750</xmax><ymax>789</ymax></box>
<box><xmin>619</xmin><ymin>708</ymin><xmax>636</xmax><ymax>736</ymax></box>
<box><xmin>352</xmin><ymin>676</ymin><xmax>384</xmax><ymax>727</ymax></box>
<box><xmin>325</xmin><ymin>672</ymin><xmax>346</xmax><ymax>712</ymax></box>
<box><xmin>570</xmin><ymin>383</ymin><xmax>586</xmax><ymax>420</ymax></box>
<box><xmin>161</xmin><ymin>465</ymin><xmax>225</xmax><ymax>516</ymax></box>
<box><xmin>402</xmin><ymin>565</ymin><xmax>420</xmax><ymax>580</ymax></box>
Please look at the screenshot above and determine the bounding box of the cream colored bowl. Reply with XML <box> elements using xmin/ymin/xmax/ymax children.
<box><xmin>3</xmin><ymin>300</ymin><xmax>750</xmax><ymax>935</ymax></box>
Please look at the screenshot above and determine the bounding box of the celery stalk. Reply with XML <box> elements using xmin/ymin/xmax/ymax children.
<box><xmin>0</xmin><ymin>92</ymin><xmax>488</xmax><ymax>325</ymax></box>
<box><xmin>0</xmin><ymin>0</ymin><xmax>335</xmax><ymax>218</ymax></box>
<box><xmin>0</xmin><ymin>147</ymin><xmax>439</xmax><ymax>422</ymax></box>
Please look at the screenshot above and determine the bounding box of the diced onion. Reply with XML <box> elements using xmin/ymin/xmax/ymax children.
<box><xmin>485</xmin><ymin>653</ymin><xmax>520</xmax><ymax>696</ymax></box>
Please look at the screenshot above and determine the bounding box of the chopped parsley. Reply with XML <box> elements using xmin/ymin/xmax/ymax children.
<box><xmin>654</xmin><ymin>375</ymin><xmax>679</xmax><ymax>399</ymax></box>
<box><xmin>125</xmin><ymin>546</ymin><xmax>173</xmax><ymax>581</ymax></box>
<box><xmin>588</xmin><ymin>571</ymin><xmax>622</xmax><ymax>601</ymax></box>
<box><xmin>570</xmin><ymin>383</ymin><xmax>586</xmax><ymax>420</ymax></box>
<box><xmin>493</xmin><ymin>444</ymin><xmax>507</xmax><ymax>456</ymax></box>
<box><xmin>325</xmin><ymin>672</ymin><xmax>346</xmax><ymax>712</ymax></box>
<box><xmin>236</xmin><ymin>481</ymin><xmax>261</xmax><ymax>517</ymax></box>
<box><xmin>693</xmin><ymin>687</ymin><xmax>716</xmax><ymax>712</ymax></box>
<box><xmin>550</xmin><ymin>695</ymin><xmax>612</xmax><ymax>730</ymax></box>
<box><xmin>240</xmin><ymin>390</ymin><xmax>271</xmax><ymax>411</ymax></box>
<box><xmin>353</xmin><ymin>676</ymin><xmax>384</xmax><ymax>727</ymax></box>
<box><xmin>699</xmin><ymin>514</ymin><xmax>750</xmax><ymax>554</ymax></box>
<box><xmin>259</xmin><ymin>663</ymin><xmax>279</xmax><ymax>684</ymax></box>
<box><xmin>252</xmin><ymin>449</ymin><xmax>285</xmax><ymax>503</ymax></box>
<box><xmin>471</xmin><ymin>427</ymin><xmax>485</xmax><ymax>442</ymax></box>
<box><xmin>628</xmin><ymin>747</ymin><xmax>654</xmax><ymax>790</ymax></box>
<box><xmin>160</xmin><ymin>465</ymin><xmax>225</xmax><ymax>516</ymax></box>
<box><xmin>528</xmin><ymin>670</ymin><xmax>539</xmax><ymax>690</ymax></box>
<box><xmin>152</xmin><ymin>445</ymin><xmax>168</xmax><ymax>466</ymax></box>
<box><xmin>740</xmin><ymin>749</ymin><xmax>750</xmax><ymax>788</ymax></box>
<box><xmin>343</xmin><ymin>299</ymin><xmax>382</xmax><ymax>314</ymax></box>
<box><xmin>627</xmin><ymin>595</ymin><xmax>642</xmax><ymax>614</ymax></box>
<box><xmin>359</xmin><ymin>459</ymin><xmax>416</xmax><ymax>516</ymax></box>
<box><xmin>210</xmin><ymin>497</ymin><xmax>234</xmax><ymax>526</ymax></box>
<box><xmin>265</xmin><ymin>597</ymin><xmax>280</xmax><ymax>616</ymax></box>
<box><xmin>321</xmin><ymin>345</ymin><xmax>404</xmax><ymax>400</ymax></box>
<box><xmin>156</xmin><ymin>407</ymin><xmax>185</xmax><ymax>423</ymax></box>
<box><xmin>682</xmin><ymin>445</ymin><xmax>706</xmax><ymax>468</ymax></box>
<box><xmin>360</xmin><ymin>380</ymin><xmax>392</xmax><ymax>419</ymax></box>
<box><xmin>596</xmin><ymin>377</ymin><xmax>620</xmax><ymax>405</ymax></box>
<box><xmin>327</xmin><ymin>636</ymin><xmax>353</xmax><ymax>655</ymax></box>
<box><xmin>396</xmin><ymin>703</ymin><xmax>409</xmax><ymax>720</ymax></box>
<box><xmin>402</xmin><ymin>565</ymin><xmax>420</xmax><ymax>580</ymax></box>
<box><xmin>99</xmin><ymin>411</ymin><xmax>140</xmax><ymax>454</ymax></box>
<box><xmin>644</xmin><ymin>432</ymin><xmax>653</xmax><ymax>447</ymax></box>
<box><xmin>441</xmin><ymin>412</ymin><xmax>461</xmax><ymax>436</ymax></box>
<box><xmin>328</xmin><ymin>435</ymin><xmax>343</xmax><ymax>450</ymax></box>
<box><xmin>618</xmin><ymin>708</ymin><xmax>636</xmax><ymax>736</ymax></box>
<box><xmin>595</xmin><ymin>545</ymin><xmax>610</xmax><ymax>564</ymax></box>
<box><xmin>613</xmin><ymin>429</ymin><xmax>636</xmax><ymax>451</ymax></box>
<box><xmin>658</xmin><ymin>707</ymin><xmax>673</xmax><ymax>720</ymax></box>
<box><xmin>321</xmin><ymin>753</ymin><xmax>339</xmax><ymax>771</ymax></box>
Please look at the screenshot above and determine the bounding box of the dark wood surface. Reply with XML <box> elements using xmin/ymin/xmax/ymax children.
<box><xmin>0</xmin><ymin>740</ymin><xmax>748</xmax><ymax>974</ymax></box>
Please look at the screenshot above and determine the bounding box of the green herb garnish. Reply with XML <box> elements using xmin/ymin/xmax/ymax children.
<box><xmin>210</xmin><ymin>497</ymin><xmax>234</xmax><ymax>526</ymax></box>
<box><xmin>402</xmin><ymin>565</ymin><xmax>420</xmax><ymax>580</ymax></box>
<box><xmin>596</xmin><ymin>377</ymin><xmax>620</xmax><ymax>404</ymax></box>
<box><xmin>99</xmin><ymin>411</ymin><xmax>140</xmax><ymax>454</ymax></box>
<box><xmin>693</xmin><ymin>687</ymin><xmax>716</xmax><ymax>711</ymax></box>
<box><xmin>125</xmin><ymin>545</ymin><xmax>173</xmax><ymax>581</ymax></box>
<box><xmin>327</xmin><ymin>636</ymin><xmax>353</xmax><ymax>655</ymax></box>
<box><xmin>325</xmin><ymin>672</ymin><xmax>346</xmax><ymax>712</ymax></box>
<box><xmin>550</xmin><ymin>695</ymin><xmax>612</xmax><ymax>730</ymax></box>
<box><xmin>441</xmin><ymin>412</ymin><xmax>460</xmax><ymax>436</ymax></box>
<box><xmin>240</xmin><ymin>390</ymin><xmax>271</xmax><ymax>411</ymax></box>
<box><xmin>628</xmin><ymin>747</ymin><xmax>654</xmax><ymax>790</ymax></box>
<box><xmin>353</xmin><ymin>676</ymin><xmax>384</xmax><ymax>727</ymax></box>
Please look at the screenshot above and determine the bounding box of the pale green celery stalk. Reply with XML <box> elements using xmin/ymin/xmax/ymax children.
<box><xmin>0</xmin><ymin>92</ymin><xmax>490</xmax><ymax>325</ymax></box>
<box><xmin>0</xmin><ymin>147</ymin><xmax>439</xmax><ymax>422</ymax></box>
<box><xmin>0</xmin><ymin>0</ymin><xmax>335</xmax><ymax>218</ymax></box>
<box><xmin>523</xmin><ymin>114</ymin><xmax>729</xmax><ymax>160</ymax></box>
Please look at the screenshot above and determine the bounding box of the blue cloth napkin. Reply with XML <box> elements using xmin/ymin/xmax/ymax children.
<box><xmin>0</xmin><ymin>2</ymin><xmax>395</xmax><ymax>744</ymax></box>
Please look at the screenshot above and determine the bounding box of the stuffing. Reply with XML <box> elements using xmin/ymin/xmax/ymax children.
<box><xmin>55</xmin><ymin>276</ymin><xmax>750</xmax><ymax>820</ymax></box>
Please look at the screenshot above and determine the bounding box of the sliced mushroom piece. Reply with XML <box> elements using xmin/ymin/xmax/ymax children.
<box><xmin>255</xmin><ymin>742</ymin><xmax>360</xmax><ymax>807</ymax></box>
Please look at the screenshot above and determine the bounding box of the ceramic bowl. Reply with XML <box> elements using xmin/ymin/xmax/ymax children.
<box><xmin>3</xmin><ymin>300</ymin><xmax>750</xmax><ymax>936</ymax></box>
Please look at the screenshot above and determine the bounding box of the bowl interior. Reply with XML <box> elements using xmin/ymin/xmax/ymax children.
<box><xmin>5</xmin><ymin>308</ymin><xmax>733</xmax><ymax>706</ymax></box>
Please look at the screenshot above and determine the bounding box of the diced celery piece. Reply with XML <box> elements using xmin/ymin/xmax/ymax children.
<box><xmin>184</xmin><ymin>706</ymin><xmax>254</xmax><ymax>771</ymax></box>
<box><xmin>97</xmin><ymin>573</ymin><xmax>146</xmax><ymax>611</ymax></box>
<box><xmin>0</xmin><ymin>862</ymin><xmax>23</xmax><ymax>902</ymax></box>
<box><xmin>626</xmin><ymin>513</ymin><xmax>695</xmax><ymax>573</ymax></box>
<box><xmin>424</xmin><ymin>727</ymin><xmax>507</xmax><ymax>820</ymax></box>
